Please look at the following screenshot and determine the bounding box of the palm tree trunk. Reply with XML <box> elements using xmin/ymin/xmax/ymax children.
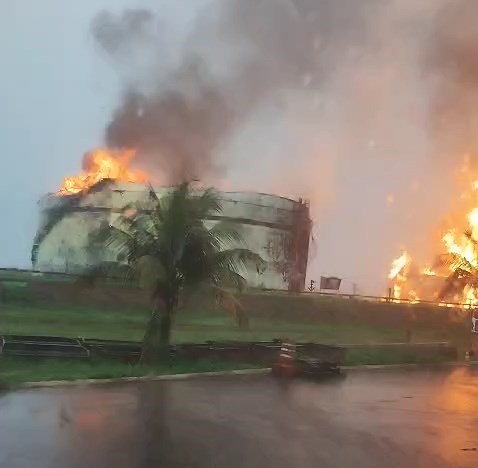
<box><xmin>159</xmin><ymin>310</ymin><xmax>172</xmax><ymax>346</ymax></box>
<box><xmin>140</xmin><ymin>299</ymin><xmax>174</xmax><ymax>363</ymax></box>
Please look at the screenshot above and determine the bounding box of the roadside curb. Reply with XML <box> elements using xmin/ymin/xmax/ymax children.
<box><xmin>8</xmin><ymin>361</ymin><xmax>472</xmax><ymax>390</ymax></box>
<box><xmin>17</xmin><ymin>368</ymin><xmax>271</xmax><ymax>389</ymax></box>
<box><xmin>342</xmin><ymin>362</ymin><xmax>466</xmax><ymax>371</ymax></box>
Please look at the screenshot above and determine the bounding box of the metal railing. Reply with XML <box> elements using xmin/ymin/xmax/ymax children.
<box><xmin>252</xmin><ymin>287</ymin><xmax>475</xmax><ymax>309</ymax></box>
<box><xmin>0</xmin><ymin>267</ymin><xmax>475</xmax><ymax>309</ymax></box>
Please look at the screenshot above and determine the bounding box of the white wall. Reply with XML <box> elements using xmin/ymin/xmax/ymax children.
<box><xmin>36</xmin><ymin>183</ymin><xmax>302</xmax><ymax>289</ymax></box>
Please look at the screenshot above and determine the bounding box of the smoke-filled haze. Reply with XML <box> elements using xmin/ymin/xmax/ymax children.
<box><xmin>2</xmin><ymin>0</ymin><xmax>478</xmax><ymax>293</ymax></box>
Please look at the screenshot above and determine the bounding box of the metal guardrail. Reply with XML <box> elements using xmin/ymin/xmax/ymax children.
<box><xmin>0</xmin><ymin>335</ymin><xmax>458</xmax><ymax>365</ymax></box>
<box><xmin>0</xmin><ymin>335</ymin><xmax>347</xmax><ymax>364</ymax></box>
<box><xmin>0</xmin><ymin>335</ymin><xmax>89</xmax><ymax>358</ymax></box>
<box><xmin>80</xmin><ymin>338</ymin><xmax>141</xmax><ymax>359</ymax></box>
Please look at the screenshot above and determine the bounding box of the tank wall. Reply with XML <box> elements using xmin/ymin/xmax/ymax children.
<box><xmin>35</xmin><ymin>184</ymin><xmax>310</xmax><ymax>290</ymax></box>
<box><xmin>106</xmin><ymin>186</ymin><xmax>299</xmax><ymax>227</ymax></box>
<box><xmin>36</xmin><ymin>212</ymin><xmax>108</xmax><ymax>273</ymax></box>
<box><xmin>216</xmin><ymin>192</ymin><xmax>298</xmax><ymax>227</ymax></box>
<box><xmin>203</xmin><ymin>220</ymin><xmax>292</xmax><ymax>290</ymax></box>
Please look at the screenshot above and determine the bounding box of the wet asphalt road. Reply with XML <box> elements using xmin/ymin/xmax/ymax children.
<box><xmin>1</xmin><ymin>367</ymin><xmax>478</xmax><ymax>468</ymax></box>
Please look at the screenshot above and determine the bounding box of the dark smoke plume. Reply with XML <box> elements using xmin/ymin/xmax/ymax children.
<box><xmin>104</xmin><ymin>67</ymin><xmax>232</xmax><ymax>182</ymax></box>
<box><xmin>91</xmin><ymin>1</ymin><xmax>376</xmax><ymax>183</ymax></box>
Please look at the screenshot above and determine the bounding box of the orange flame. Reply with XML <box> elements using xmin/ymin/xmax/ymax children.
<box><xmin>58</xmin><ymin>148</ymin><xmax>147</xmax><ymax>195</ymax></box>
<box><xmin>389</xmin><ymin>172</ymin><xmax>478</xmax><ymax>307</ymax></box>
<box><xmin>388</xmin><ymin>251</ymin><xmax>411</xmax><ymax>303</ymax></box>
<box><xmin>439</xmin><ymin>180</ymin><xmax>478</xmax><ymax>306</ymax></box>
<box><xmin>389</xmin><ymin>251</ymin><xmax>409</xmax><ymax>280</ymax></box>
<box><xmin>464</xmin><ymin>285</ymin><xmax>478</xmax><ymax>308</ymax></box>
<box><xmin>408</xmin><ymin>289</ymin><xmax>420</xmax><ymax>304</ymax></box>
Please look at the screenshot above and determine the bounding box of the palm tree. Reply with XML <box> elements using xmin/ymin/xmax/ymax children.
<box><xmin>91</xmin><ymin>182</ymin><xmax>264</xmax><ymax>362</ymax></box>
<box><xmin>437</xmin><ymin>231</ymin><xmax>478</xmax><ymax>302</ymax></box>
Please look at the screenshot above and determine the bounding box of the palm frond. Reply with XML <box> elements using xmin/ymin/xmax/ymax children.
<box><xmin>212</xmin><ymin>268</ymin><xmax>247</xmax><ymax>292</ymax></box>
<box><xmin>214</xmin><ymin>248</ymin><xmax>266</xmax><ymax>274</ymax></box>
<box><xmin>146</xmin><ymin>182</ymin><xmax>160</xmax><ymax>203</ymax></box>
<box><xmin>213</xmin><ymin>286</ymin><xmax>249</xmax><ymax>329</ymax></box>
<box><xmin>437</xmin><ymin>250</ymin><xmax>478</xmax><ymax>300</ymax></box>
<box><xmin>32</xmin><ymin>195</ymin><xmax>81</xmax><ymax>265</ymax></box>
<box><xmin>88</xmin><ymin>182</ymin><xmax>264</xmax><ymax>311</ymax></box>
<box><xmin>437</xmin><ymin>252</ymin><xmax>475</xmax><ymax>273</ymax></box>
<box><xmin>209</xmin><ymin>221</ymin><xmax>245</xmax><ymax>248</ymax></box>
<box><xmin>136</xmin><ymin>255</ymin><xmax>167</xmax><ymax>289</ymax></box>
<box><xmin>32</xmin><ymin>180</ymin><xmax>116</xmax><ymax>266</ymax></box>
<box><xmin>194</xmin><ymin>188</ymin><xmax>222</xmax><ymax>218</ymax></box>
<box><xmin>105</xmin><ymin>225</ymin><xmax>137</xmax><ymax>259</ymax></box>
<box><xmin>79</xmin><ymin>260</ymin><xmax>137</xmax><ymax>286</ymax></box>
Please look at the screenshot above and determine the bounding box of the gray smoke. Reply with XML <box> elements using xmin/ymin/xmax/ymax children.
<box><xmin>424</xmin><ymin>0</ymin><xmax>478</xmax><ymax>160</ymax></box>
<box><xmin>90</xmin><ymin>0</ymin><xmax>478</xmax><ymax>293</ymax></box>
<box><xmin>91</xmin><ymin>0</ymin><xmax>478</xmax><ymax>180</ymax></box>
<box><xmin>91</xmin><ymin>1</ymin><xmax>379</xmax><ymax>182</ymax></box>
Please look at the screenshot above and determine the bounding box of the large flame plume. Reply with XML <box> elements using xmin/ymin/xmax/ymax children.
<box><xmin>58</xmin><ymin>148</ymin><xmax>147</xmax><ymax>195</ymax></box>
<box><xmin>388</xmin><ymin>168</ymin><xmax>478</xmax><ymax>307</ymax></box>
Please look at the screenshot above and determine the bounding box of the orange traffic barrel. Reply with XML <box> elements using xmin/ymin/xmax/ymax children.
<box><xmin>273</xmin><ymin>340</ymin><xmax>297</xmax><ymax>378</ymax></box>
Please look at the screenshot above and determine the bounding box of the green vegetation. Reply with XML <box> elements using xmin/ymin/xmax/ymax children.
<box><xmin>87</xmin><ymin>182</ymin><xmax>263</xmax><ymax>361</ymax></box>
<box><xmin>0</xmin><ymin>357</ymin><xmax>261</xmax><ymax>387</ymax></box>
<box><xmin>0</xmin><ymin>262</ymin><xmax>470</xmax><ymax>386</ymax></box>
<box><xmin>0</xmin><ymin>302</ymin><xmax>149</xmax><ymax>341</ymax></box>
<box><xmin>0</xmin><ymin>298</ymin><xmax>469</xmax><ymax>346</ymax></box>
<box><xmin>0</xmin><ymin>294</ymin><xmax>467</xmax><ymax>385</ymax></box>
<box><xmin>344</xmin><ymin>348</ymin><xmax>455</xmax><ymax>366</ymax></box>
<box><xmin>0</xmin><ymin>346</ymin><xmax>457</xmax><ymax>387</ymax></box>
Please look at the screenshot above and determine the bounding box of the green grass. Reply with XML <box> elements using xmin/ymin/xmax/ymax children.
<box><xmin>0</xmin><ymin>357</ymin><xmax>262</xmax><ymax>386</ymax></box>
<box><xmin>0</xmin><ymin>302</ymin><xmax>149</xmax><ymax>340</ymax></box>
<box><xmin>0</xmin><ymin>347</ymin><xmax>458</xmax><ymax>387</ymax></box>
<box><xmin>0</xmin><ymin>291</ymin><xmax>470</xmax><ymax>386</ymax></box>
<box><xmin>0</xmin><ymin>301</ymin><xmax>469</xmax><ymax>347</ymax></box>
<box><xmin>344</xmin><ymin>348</ymin><xmax>455</xmax><ymax>366</ymax></box>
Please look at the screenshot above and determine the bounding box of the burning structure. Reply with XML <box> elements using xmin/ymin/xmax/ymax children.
<box><xmin>388</xmin><ymin>160</ymin><xmax>478</xmax><ymax>307</ymax></box>
<box><xmin>32</xmin><ymin>149</ymin><xmax>311</xmax><ymax>292</ymax></box>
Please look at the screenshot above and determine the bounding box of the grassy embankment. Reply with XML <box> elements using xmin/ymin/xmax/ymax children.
<box><xmin>0</xmin><ymin>357</ymin><xmax>263</xmax><ymax>387</ymax></box>
<box><xmin>0</xmin><ymin>280</ymin><xmax>469</xmax><ymax>385</ymax></box>
<box><xmin>0</xmin><ymin>297</ymin><xmax>468</xmax><ymax>344</ymax></box>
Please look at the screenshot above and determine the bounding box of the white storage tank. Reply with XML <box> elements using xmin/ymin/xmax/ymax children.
<box><xmin>32</xmin><ymin>182</ymin><xmax>311</xmax><ymax>291</ymax></box>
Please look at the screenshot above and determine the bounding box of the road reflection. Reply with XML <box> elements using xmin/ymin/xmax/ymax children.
<box><xmin>0</xmin><ymin>369</ymin><xmax>477</xmax><ymax>467</ymax></box>
<box><xmin>426</xmin><ymin>368</ymin><xmax>478</xmax><ymax>463</ymax></box>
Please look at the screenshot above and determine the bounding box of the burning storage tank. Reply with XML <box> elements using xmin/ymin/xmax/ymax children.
<box><xmin>32</xmin><ymin>181</ymin><xmax>311</xmax><ymax>291</ymax></box>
